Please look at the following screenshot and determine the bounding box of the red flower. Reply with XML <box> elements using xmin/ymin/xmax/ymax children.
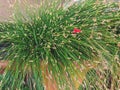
<box><xmin>72</xmin><ymin>28</ymin><xmax>82</xmax><ymax>34</ymax></box>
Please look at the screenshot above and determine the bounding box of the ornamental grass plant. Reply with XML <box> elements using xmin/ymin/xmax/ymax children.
<box><xmin>0</xmin><ymin>0</ymin><xmax>120</xmax><ymax>90</ymax></box>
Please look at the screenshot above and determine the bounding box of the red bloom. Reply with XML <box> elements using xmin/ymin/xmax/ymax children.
<box><xmin>72</xmin><ymin>28</ymin><xmax>82</xmax><ymax>34</ymax></box>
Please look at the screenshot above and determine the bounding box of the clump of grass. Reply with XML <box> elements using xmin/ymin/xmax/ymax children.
<box><xmin>0</xmin><ymin>0</ymin><xmax>120</xmax><ymax>89</ymax></box>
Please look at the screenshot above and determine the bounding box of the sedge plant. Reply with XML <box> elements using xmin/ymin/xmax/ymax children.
<box><xmin>0</xmin><ymin>0</ymin><xmax>120</xmax><ymax>90</ymax></box>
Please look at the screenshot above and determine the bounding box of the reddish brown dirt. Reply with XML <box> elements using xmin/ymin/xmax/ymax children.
<box><xmin>0</xmin><ymin>61</ymin><xmax>8</xmax><ymax>74</ymax></box>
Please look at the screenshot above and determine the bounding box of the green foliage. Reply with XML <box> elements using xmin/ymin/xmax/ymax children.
<box><xmin>0</xmin><ymin>0</ymin><xmax>120</xmax><ymax>89</ymax></box>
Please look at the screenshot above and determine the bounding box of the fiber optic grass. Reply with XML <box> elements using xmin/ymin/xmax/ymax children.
<box><xmin>0</xmin><ymin>0</ymin><xmax>120</xmax><ymax>90</ymax></box>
